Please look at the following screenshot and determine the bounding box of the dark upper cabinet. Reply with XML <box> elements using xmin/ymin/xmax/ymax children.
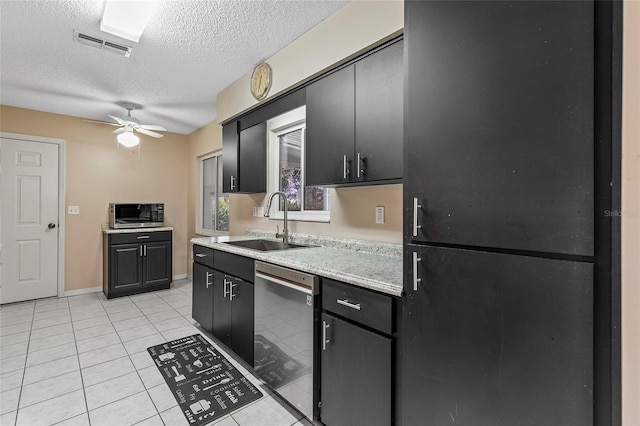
<box><xmin>355</xmin><ymin>39</ymin><xmax>403</xmax><ymax>183</ymax></box>
<box><xmin>405</xmin><ymin>1</ymin><xmax>594</xmax><ymax>256</ymax></box>
<box><xmin>306</xmin><ymin>64</ymin><xmax>355</xmax><ymax>186</ymax></box>
<box><xmin>222</xmin><ymin>121</ymin><xmax>266</xmax><ymax>193</ymax></box>
<box><xmin>306</xmin><ymin>40</ymin><xmax>403</xmax><ymax>187</ymax></box>
<box><xmin>402</xmin><ymin>244</ymin><xmax>594</xmax><ymax>426</ymax></box>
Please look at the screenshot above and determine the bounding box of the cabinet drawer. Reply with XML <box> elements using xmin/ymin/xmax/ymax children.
<box><xmin>322</xmin><ymin>278</ymin><xmax>392</xmax><ymax>334</ymax></box>
<box><xmin>213</xmin><ymin>251</ymin><xmax>254</xmax><ymax>283</ymax></box>
<box><xmin>193</xmin><ymin>245</ymin><xmax>214</xmax><ymax>268</ymax></box>
<box><xmin>110</xmin><ymin>231</ymin><xmax>171</xmax><ymax>245</ymax></box>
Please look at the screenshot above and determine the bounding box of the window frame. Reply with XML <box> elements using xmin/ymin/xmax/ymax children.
<box><xmin>266</xmin><ymin>106</ymin><xmax>330</xmax><ymax>223</ymax></box>
<box><xmin>197</xmin><ymin>151</ymin><xmax>229</xmax><ymax>236</ymax></box>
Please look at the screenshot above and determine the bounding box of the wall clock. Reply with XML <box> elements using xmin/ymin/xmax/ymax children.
<box><xmin>250</xmin><ymin>62</ymin><xmax>272</xmax><ymax>101</ymax></box>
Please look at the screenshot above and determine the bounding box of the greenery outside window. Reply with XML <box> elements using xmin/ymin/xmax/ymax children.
<box><xmin>267</xmin><ymin>106</ymin><xmax>329</xmax><ymax>222</ymax></box>
<box><xmin>199</xmin><ymin>152</ymin><xmax>229</xmax><ymax>234</ymax></box>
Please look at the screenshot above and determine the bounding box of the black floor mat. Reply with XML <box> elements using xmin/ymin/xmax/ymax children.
<box><xmin>147</xmin><ymin>334</ymin><xmax>263</xmax><ymax>426</ymax></box>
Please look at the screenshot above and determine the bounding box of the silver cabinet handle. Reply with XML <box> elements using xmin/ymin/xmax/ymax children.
<box><xmin>137</xmin><ymin>235</ymin><xmax>150</xmax><ymax>239</ymax></box>
<box><xmin>139</xmin><ymin>245</ymin><xmax>143</xmax><ymax>256</ymax></box>
<box><xmin>223</xmin><ymin>279</ymin><xmax>231</xmax><ymax>298</ymax></box>
<box><xmin>412</xmin><ymin>197</ymin><xmax>422</xmax><ymax>237</ymax></box>
<box><xmin>206</xmin><ymin>272</ymin><xmax>213</xmax><ymax>288</ymax></box>
<box><xmin>336</xmin><ymin>299</ymin><xmax>361</xmax><ymax>311</ymax></box>
<box><xmin>322</xmin><ymin>320</ymin><xmax>331</xmax><ymax>351</ymax></box>
<box><xmin>229</xmin><ymin>282</ymin><xmax>237</xmax><ymax>301</ymax></box>
<box><xmin>413</xmin><ymin>251</ymin><xmax>422</xmax><ymax>291</ymax></box>
<box><xmin>195</xmin><ymin>253</ymin><xmax>207</xmax><ymax>258</ymax></box>
<box><xmin>230</xmin><ymin>175</ymin><xmax>236</xmax><ymax>191</ymax></box>
<box><xmin>356</xmin><ymin>152</ymin><xmax>365</xmax><ymax>178</ymax></box>
<box><xmin>343</xmin><ymin>155</ymin><xmax>347</xmax><ymax>179</ymax></box>
<box><xmin>143</xmin><ymin>245</ymin><xmax>147</xmax><ymax>257</ymax></box>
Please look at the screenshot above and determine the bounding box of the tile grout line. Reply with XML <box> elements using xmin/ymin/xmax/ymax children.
<box><xmin>67</xmin><ymin>294</ymin><xmax>93</xmax><ymax>426</ymax></box>
<box><xmin>12</xmin><ymin>300</ymin><xmax>35</xmax><ymax>426</ymax></box>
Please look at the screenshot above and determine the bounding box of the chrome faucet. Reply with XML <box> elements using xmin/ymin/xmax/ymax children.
<box><xmin>264</xmin><ymin>191</ymin><xmax>289</xmax><ymax>243</ymax></box>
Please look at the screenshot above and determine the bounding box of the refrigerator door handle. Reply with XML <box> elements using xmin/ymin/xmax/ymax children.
<box><xmin>412</xmin><ymin>251</ymin><xmax>422</xmax><ymax>291</ymax></box>
<box><xmin>413</xmin><ymin>197</ymin><xmax>422</xmax><ymax>237</ymax></box>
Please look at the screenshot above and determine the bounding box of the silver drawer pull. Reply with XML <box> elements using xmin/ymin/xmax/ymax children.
<box><xmin>195</xmin><ymin>253</ymin><xmax>207</xmax><ymax>258</ymax></box>
<box><xmin>336</xmin><ymin>299</ymin><xmax>361</xmax><ymax>311</ymax></box>
<box><xmin>206</xmin><ymin>272</ymin><xmax>213</xmax><ymax>288</ymax></box>
<box><xmin>137</xmin><ymin>235</ymin><xmax>150</xmax><ymax>239</ymax></box>
<box><xmin>322</xmin><ymin>320</ymin><xmax>331</xmax><ymax>351</ymax></box>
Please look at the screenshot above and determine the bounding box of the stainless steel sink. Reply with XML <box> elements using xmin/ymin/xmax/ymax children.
<box><xmin>223</xmin><ymin>239</ymin><xmax>311</xmax><ymax>252</ymax></box>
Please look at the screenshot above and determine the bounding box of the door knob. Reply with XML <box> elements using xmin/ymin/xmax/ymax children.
<box><xmin>48</xmin><ymin>223</ymin><xmax>56</xmax><ymax>229</ymax></box>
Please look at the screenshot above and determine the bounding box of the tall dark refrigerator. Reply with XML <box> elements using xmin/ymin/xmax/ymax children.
<box><xmin>401</xmin><ymin>2</ymin><xmax>619</xmax><ymax>426</ymax></box>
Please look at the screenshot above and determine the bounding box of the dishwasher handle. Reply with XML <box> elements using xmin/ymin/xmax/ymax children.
<box><xmin>255</xmin><ymin>271</ymin><xmax>312</xmax><ymax>295</ymax></box>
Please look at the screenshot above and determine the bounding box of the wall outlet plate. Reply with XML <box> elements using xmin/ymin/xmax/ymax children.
<box><xmin>68</xmin><ymin>205</ymin><xmax>80</xmax><ymax>215</ymax></box>
<box><xmin>257</xmin><ymin>207</ymin><xmax>264</xmax><ymax>217</ymax></box>
<box><xmin>252</xmin><ymin>207</ymin><xmax>257</xmax><ymax>217</ymax></box>
<box><xmin>375</xmin><ymin>206</ymin><xmax>385</xmax><ymax>224</ymax></box>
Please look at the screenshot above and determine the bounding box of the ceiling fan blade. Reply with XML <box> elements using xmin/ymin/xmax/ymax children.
<box><xmin>137</xmin><ymin>128</ymin><xmax>164</xmax><ymax>138</ymax></box>
<box><xmin>83</xmin><ymin>119</ymin><xmax>120</xmax><ymax>126</ymax></box>
<box><xmin>140</xmin><ymin>124</ymin><xmax>167</xmax><ymax>131</ymax></box>
<box><xmin>112</xmin><ymin>127</ymin><xmax>126</xmax><ymax>134</ymax></box>
<box><xmin>108</xmin><ymin>115</ymin><xmax>127</xmax><ymax>125</ymax></box>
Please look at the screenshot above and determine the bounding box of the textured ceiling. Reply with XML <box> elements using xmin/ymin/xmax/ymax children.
<box><xmin>0</xmin><ymin>0</ymin><xmax>348</xmax><ymax>134</ymax></box>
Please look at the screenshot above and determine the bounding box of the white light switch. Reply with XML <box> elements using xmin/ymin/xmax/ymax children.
<box><xmin>252</xmin><ymin>207</ymin><xmax>257</xmax><ymax>217</ymax></box>
<box><xmin>257</xmin><ymin>207</ymin><xmax>264</xmax><ymax>217</ymax></box>
<box><xmin>375</xmin><ymin>206</ymin><xmax>385</xmax><ymax>224</ymax></box>
<box><xmin>68</xmin><ymin>205</ymin><xmax>80</xmax><ymax>215</ymax></box>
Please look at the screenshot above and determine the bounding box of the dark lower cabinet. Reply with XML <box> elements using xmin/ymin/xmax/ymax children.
<box><xmin>402</xmin><ymin>245</ymin><xmax>594</xmax><ymax>426</ymax></box>
<box><xmin>103</xmin><ymin>230</ymin><xmax>172</xmax><ymax>299</ymax></box>
<box><xmin>212</xmin><ymin>271</ymin><xmax>254</xmax><ymax>365</ymax></box>
<box><xmin>320</xmin><ymin>312</ymin><xmax>391</xmax><ymax>426</ymax></box>
<box><xmin>192</xmin><ymin>262</ymin><xmax>214</xmax><ymax>332</ymax></box>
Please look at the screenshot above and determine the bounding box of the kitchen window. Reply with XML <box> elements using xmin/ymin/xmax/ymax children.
<box><xmin>267</xmin><ymin>106</ymin><xmax>329</xmax><ymax>222</ymax></box>
<box><xmin>199</xmin><ymin>152</ymin><xmax>229</xmax><ymax>234</ymax></box>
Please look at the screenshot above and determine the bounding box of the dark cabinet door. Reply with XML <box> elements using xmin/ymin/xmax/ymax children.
<box><xmin>401</xmin><ymin>244</ymin><xmax>593</xmax><ymax>426</ymax></box>
<box><xmin>192</xmin><ymin>262</ymin><xmax>214</xmax><ymax>332</ymax></box>
<box><xmin>405</xmin><ymin>1</ymin><xmax>594</xmax><ymax>256</ymax></box>
<box><xmin>143</xmin><ymin>241</ymin><xmax>171</xmax><ymax>286</ymax></box>
<box><xmin>320</xmin><ymin>312</ymin><xmax>391</xmax><ymax>426</ymax></box>
<box><xmin>230</xmin><ymin>278</ymin><xmax>254</xmax><ymax>365</ymax></box>
<box><xmin>222</xmin><ymin>121</ymin><xmax>239</xmax><ymax>193</ymax></box>
<box><xmin>109</xmin><ymin>243</ymin><xmax>142</xmax><ymax>290</ymax></box>
<box><xmin>212</xmin><ymin>271</ymin><xmax>232</xmax><ymax>347</ymax></box>
<box><xmin>355</xmin><ymin>39</ymin><xmax>403</xmax><ymax>183</ymax></box>
<box><xmin>306</xmin><ymin>64</ymin><xmax>355</xmax><ymax>186</ymax></box>
<box><xmin>222</xmin><ymin>121</ymin><xmax>267</xmax><ymax>194</ymax></box>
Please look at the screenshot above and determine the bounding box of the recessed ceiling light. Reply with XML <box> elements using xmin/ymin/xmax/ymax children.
<box><xmin>100</xmin><ymin>0</ymin><xmax>158</xmax><ymax>43</ymax></box>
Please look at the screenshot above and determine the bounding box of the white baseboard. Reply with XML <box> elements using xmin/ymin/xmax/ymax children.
<box><xmin>186</xmin><ymin>274</ymin><xmax>192</xmax><ymax>282</ymax></box>
<box><xmin>64</xmin><ymin>286</ymin><xmax>102</xmax><ymax>297</ymax></box>
<box><xmin>173</xmin><ymin>274</ymin><xmax>187</xmax><ymax>281</ymax></box>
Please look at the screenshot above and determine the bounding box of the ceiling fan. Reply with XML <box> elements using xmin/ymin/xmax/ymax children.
<box><xmin>88</xmin><ymin>102</ymin><xmax>166</xmax><ymax>147</ymax></box>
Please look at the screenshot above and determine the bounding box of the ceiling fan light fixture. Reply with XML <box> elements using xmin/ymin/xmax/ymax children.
<box><xmin>100</xmin><ymin>0</ymin><xmax>158</xmax><ymax>43</ymax></box>
<box><xmin>117</xmin><ymin>130</ymin><xmax>140</xmax><ymax>147</ymax></box>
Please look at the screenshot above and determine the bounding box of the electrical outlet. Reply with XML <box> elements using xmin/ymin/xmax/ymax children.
<box><xmin>252</xmin><ymin>207</ymin><xmax>257</xmax><ymax>217</ymax></box>
<box><xmin>375</xmin><ymin>206</ymin><xmax>385</xmax><ymax>224</ymax></box>
<box><xmin>257</xmin><ymin>207</ymin><xmax>264</xmax><ymax>217</ymax></box>
<box><xmin>68</xmin><ymin>205</ymin><xmax>80</xmax><ymax>215</ymax></box>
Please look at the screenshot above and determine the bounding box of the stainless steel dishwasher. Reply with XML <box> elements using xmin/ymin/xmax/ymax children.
<box><xmin>254</xmin><ymin>261</ymin><xmax>319</xmax><ymax>421</ymax></box>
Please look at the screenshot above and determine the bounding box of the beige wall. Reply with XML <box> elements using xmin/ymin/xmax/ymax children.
<box><xmin>230</xmin><ymin>184</ymin><xmax>402</xmax><ymax>243</ymax></box>
<box><xmin>0</xmin><ymin>105</ymin><xmax>189</xmax><ymax>292</ymax></box>
<box><xmin>186</xmin><ymin>120</ymin><xmax>224</xmax><ymax>277</ymax></box>
<box><xmin>216</xmin><ymin>0</ymin><xmax>403</xmax><ymax>123</ymax></box>
<box><xmin>622</xmin><ymin>2</ymin><xmax>640</xmax><ymax>425</ymax></box>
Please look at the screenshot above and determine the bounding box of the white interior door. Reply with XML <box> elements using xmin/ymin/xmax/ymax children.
<box><xmin>1</xmin><ymin>138</ymin><xmax>60</xmax><ymax>304</ymax></box>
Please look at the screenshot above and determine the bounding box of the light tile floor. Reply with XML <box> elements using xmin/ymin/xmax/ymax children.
<box><xmin>0</xmin><ymin>280</ymin><xmax>313</xmax><ymax>426</ymax></box>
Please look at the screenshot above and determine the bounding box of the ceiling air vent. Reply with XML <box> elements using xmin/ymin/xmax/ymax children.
<box><xmin>73</xmin><ymin>31</ymin><xmax>132</xmax><ymax>57</ymax></box>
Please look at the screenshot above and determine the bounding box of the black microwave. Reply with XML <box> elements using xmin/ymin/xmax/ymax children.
<box><xmin>109</xmin><ymin>203</ymin><xmax>164</xmax><ymax>229</ymax></box>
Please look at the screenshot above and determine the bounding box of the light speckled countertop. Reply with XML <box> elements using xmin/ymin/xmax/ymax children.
<box><xmin>191</xmin><ymin>231</ymin><xmax>403</xmax><ymax>297</ymax></box>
